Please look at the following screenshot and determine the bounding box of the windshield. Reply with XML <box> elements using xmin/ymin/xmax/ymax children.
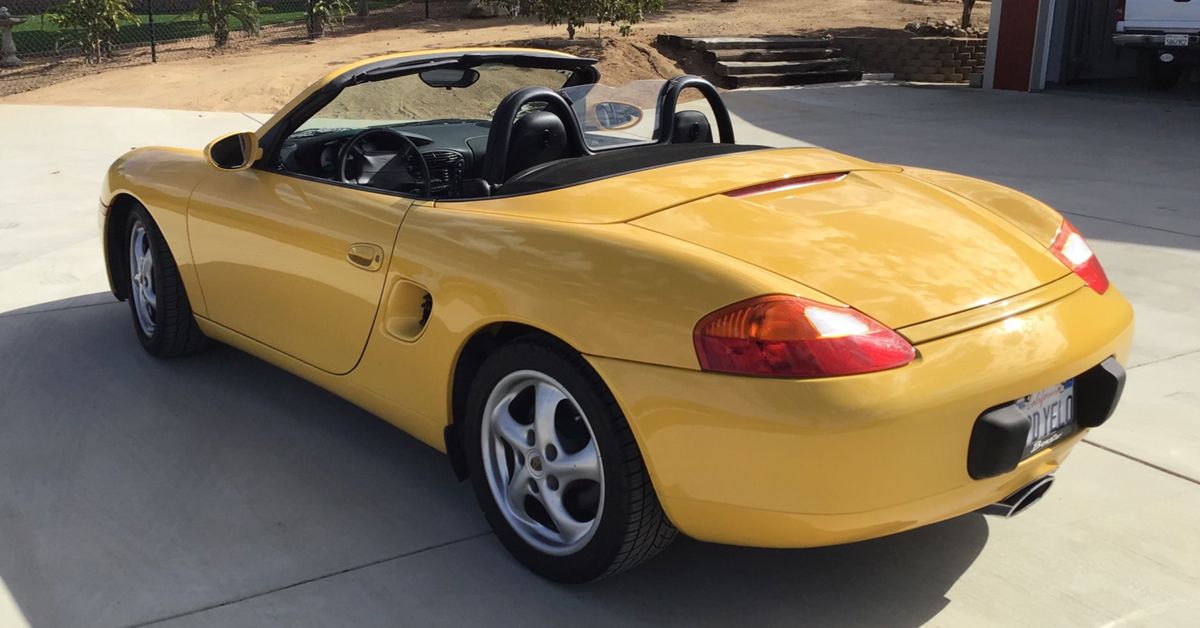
<box><xmin>295</xmin><ymin>64</ymin><xmax>575</xmax><ymax>133</ymax></box>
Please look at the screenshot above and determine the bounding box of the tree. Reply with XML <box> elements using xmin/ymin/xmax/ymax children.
<box><xmin>961</xmin><ymin>0</ymin><xmax>977</xmax><ymax>29</ymax></box>
<box><xmin>197</xmin><ymin>0</ymin><xmax>261</xmax><ymax>48</ymax></box>
<box><xmin>46</xmin><ymin>0</ymin><xmax>138</xmax><ymax>63</ymax></box>
<box><xmin>490</xmin><ymin>0</ymin><xmax>663</xmax><ymax>39</ymax></box>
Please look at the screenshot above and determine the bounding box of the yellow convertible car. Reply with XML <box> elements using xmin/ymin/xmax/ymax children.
<box><xmin>100</xmin><ymin>48</ymin><xmax>1132</xmax><ymax>581</ymax></box>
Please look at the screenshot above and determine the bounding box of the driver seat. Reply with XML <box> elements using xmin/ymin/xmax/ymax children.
<box><xmin>481</xmin><ymin>87</ymin><xmax>588</xmax><ymax>191</ymax></box>
<box><xmin>504</xmin><ymin>111</ymin><xmax>570</xmax><ymax>181</ymax></box>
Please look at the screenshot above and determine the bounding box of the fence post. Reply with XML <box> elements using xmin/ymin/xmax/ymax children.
<box><xmin>358</xmin><ymin>0</ymin><xmax>368</xmax><ymax>17</ymax></box>
<box><xmin>425</xmin><ymin>0</ymin><xmax>429</xmax><ymax>19</ymax></box>
<box><xmin>148</xmin><ymin>0</ymin><xmax>157</xmax><ymax>63</ymax></box>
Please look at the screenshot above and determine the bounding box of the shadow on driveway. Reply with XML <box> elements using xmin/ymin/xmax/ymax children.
<box><xmin>1</xmin><ymin>295</ymin><xmax>989</xmax><ymax>627</ymax></box>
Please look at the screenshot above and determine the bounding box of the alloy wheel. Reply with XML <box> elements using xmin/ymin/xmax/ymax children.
<box><xmin>481</xmin><ymin>370</ymin><xmax>605</xmax><ymax>556</ymax></box>
<box><xmin>128</xmin><ymin>220</ymin><xmax>157</xmax><ymax>336</ymax></box>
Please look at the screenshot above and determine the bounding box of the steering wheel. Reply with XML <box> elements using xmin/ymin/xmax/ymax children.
<box><xmin>337</xmin><ymin>128</ymin><xmax>431</xmax><ymax>197</ymax></box>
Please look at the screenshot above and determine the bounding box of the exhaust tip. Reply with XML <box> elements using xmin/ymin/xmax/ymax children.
<box><xmin>981</xmin><ymin>475</ymin><xmax>1055</xmax><ymax>518</ymax></box>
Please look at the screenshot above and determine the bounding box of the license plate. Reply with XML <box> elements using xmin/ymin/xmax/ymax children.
<box><xmin>1018</xmin><ymin>379</ymin><xmax>1075</xmax><ymax>458</ymax></box>
<box><xmin>1165</xmin><ymin>34</ymin><xmax>1190</xmax><ymax>47</ymax></box>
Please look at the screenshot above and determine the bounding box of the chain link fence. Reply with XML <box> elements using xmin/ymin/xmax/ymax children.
<box><xmin>6</xmin><ymin>0</ymin><xmax>413</xmax><ymax>61</ymax></box>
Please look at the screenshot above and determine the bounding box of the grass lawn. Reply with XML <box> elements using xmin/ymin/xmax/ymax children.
<box><xmin>13</xmin><ymin>1</ymin><xmax>398</xmax><ymax>55</ymax></box>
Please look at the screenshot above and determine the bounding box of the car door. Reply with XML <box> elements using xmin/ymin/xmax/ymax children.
<box><xmin>187</xmin><ymin>169</ymin><xmax>412</xmax><ymax>374</ymax></box>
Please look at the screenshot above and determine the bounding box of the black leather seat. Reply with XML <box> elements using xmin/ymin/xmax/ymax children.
<box><xmin>481</xmin><ymin>87</ymin><xmax>589</xmax><ymax>190</ymax></box>
<box><xmin>503</xmin><ymin>110</ymin><xmax>570</xmax><ymax>182</ymax></box>
<box><xmin>671</xmin><ymin>110</ymin><xmax>714</xmax><ymax>144</ymax></box>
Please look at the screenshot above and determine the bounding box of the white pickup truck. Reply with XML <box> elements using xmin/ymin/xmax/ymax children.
<box><xmin>1114</xmin><ymin>0</ymin><xmax>1199</xmax><ymax>89</ymax></box>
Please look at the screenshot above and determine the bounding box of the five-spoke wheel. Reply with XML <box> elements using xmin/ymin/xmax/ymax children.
<box><xmin>465</xmin><ymin>339</ymin><xmax>677</xmax><ymax>582</ymax></box>
<box><xmin>128</xmin><ymin>219</ymin><xmax>158</xmax><ymax>337</ymax></box>
<box><xmin>483</xmin><ymin>371</ymin><xmax>604</xmax><ymax>556</ymax></box>
<box><xmin>122</xmin><ymin>203</ymin><xmax>208</xmax><ymax>356</ymax></box>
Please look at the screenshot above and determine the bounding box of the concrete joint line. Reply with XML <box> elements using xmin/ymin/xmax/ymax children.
<box><xmin>1081</xmin><ymin>440</ymin><xmax>1200</xmax><ymax>488</ymax></box>
<box><xmin>127</xmin><ymin>531</ymin><xmax>493</xmax><ymax>628</ymax></box>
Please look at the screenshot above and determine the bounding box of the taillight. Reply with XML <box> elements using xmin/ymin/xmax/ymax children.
<box><xmin>1115</xmin><ymin>0</ymin><xmax>1126</xmax><ymax>23</ymax></box>
<box><xmin>1050</xmin><ymin>219</ymin><xmax>1109</xmax><ymax>294</ymax></box>
<box><xmin>693</xmin><ymin>295</ymin><xmax>916</xmax><ymax>378</ymax></box>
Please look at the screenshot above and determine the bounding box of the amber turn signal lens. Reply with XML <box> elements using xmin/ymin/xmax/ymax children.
<box><xmin>694</xmin><ymin>295</ymin><xmax>916</xmax><ymax>378</ymax></box>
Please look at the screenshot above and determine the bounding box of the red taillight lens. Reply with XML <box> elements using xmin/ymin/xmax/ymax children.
<box><xmin>693</xmin><ymin>295</ymin><xmax>916</xmax><ymax>378</ymax></box>
<box><xmin>1115</xmin><ymin>0</ymin><xmax>1126</xmax><ymax>22</ymax></box>
<box><xmin>1050</xmin><ymin>219</ymin><xmax>1109</xmax><ymax>294</ymax></box>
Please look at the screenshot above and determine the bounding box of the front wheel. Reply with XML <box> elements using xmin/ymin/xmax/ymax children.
<box><xmin>464</xmin><ymin>339</ymin><xmax>676</xmax><ymax>582</ymax></box>
<box><xmin>124</xmin><ymin>204</ymin><xmax>209</xmax><ymax>357</ymax></box>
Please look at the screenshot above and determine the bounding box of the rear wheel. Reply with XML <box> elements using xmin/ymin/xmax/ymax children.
<box><xmin>464</xmin><ymin>339</ymin><xmax>676</xmax><ymax>582</ymax></box>
<box><xmin>1137</xmin><ymin>52</ymin><xmax>1183</xmax><ymax>91</ymax></box>
<box><xmin>124</xmin><ymin>204</ymin><xmax>208</xmax><ymax>357</ymax></box>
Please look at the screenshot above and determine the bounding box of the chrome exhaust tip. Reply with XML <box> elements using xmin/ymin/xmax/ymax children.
<box><xmin>981</xmin><ymin>475</ymin><xmax>1055</xmax><ymax>518</ymax></box>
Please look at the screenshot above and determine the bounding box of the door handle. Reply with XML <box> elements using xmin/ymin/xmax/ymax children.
<box><xmin>347</xmin><ymin>243</ymin><xmax>384</xmax><ymax>271</ymax></box>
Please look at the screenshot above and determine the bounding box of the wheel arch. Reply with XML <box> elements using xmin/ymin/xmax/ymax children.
<box><xmin>445</xmin><ymin>321</ymin><xmax>583</xmax><ymax>480</ymax></box>
<box><xmin>104</xmin><ymin>192</ymin><xmax>145</xmax><ymax>301</ymax></box>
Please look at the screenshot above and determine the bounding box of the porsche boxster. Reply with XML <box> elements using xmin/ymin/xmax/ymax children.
<box><xmin>100</xmin><ymin>48</ymin><xmax>1132</xmax><ymax>582</ymax></box>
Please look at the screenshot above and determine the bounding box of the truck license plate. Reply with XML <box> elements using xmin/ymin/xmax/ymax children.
<box><xmin>1165</xmin><ymin>34</ymin><xmax>1190</xmax><ymax>47</ymax></box>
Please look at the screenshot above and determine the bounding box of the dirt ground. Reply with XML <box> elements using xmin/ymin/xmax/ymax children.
<box><xmin>1</xmin><ymin>0</ymin><xmax>989</xmax><ymax>113</ymax></box>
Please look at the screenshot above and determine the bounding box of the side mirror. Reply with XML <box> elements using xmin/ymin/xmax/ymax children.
<box><xmin>205</xmin><ymin>131</ymin><xmax>262</xmax><ymax>171</ymax></box>
<box><xmin>594</xmin><ymin>102</ymin><xmax>644</xmax><ymax>130</ymax></box>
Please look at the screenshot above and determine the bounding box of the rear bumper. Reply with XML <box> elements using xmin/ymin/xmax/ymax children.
<box><xmin>1113</xmin><ymin>32</ymin><xmax>1200</xmax><ymax>53</ymax></box>
<box><xmin>587</xmin><ymin>283</ymin><xmax>1134</xmax><ymax>548</ymax></box>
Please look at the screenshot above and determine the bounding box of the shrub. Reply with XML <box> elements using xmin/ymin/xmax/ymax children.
<box><xmin>197</xmin><ymin>0</ymin><xmax>262</xmax><ymax>48</ymax></box>
<box><xmin>306</xmin><ymin>0</ymin><xmax>352</xmax><ymax>39</ymax></box>
<box><xmin>46</xmin><ymin>0</ymin><xmax>139</xmax><ymax>63</ymax></box>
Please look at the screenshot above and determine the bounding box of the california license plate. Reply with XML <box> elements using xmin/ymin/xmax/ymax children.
<box><xmin>1165</xmin><ymin>34</ymin><xmax>1190</xmax><ymax>47</ymax></box>
<box><xmin>1018</xmin><ymin>380</ymin><xmax>1075</xmax><ymax>458</ymax></box>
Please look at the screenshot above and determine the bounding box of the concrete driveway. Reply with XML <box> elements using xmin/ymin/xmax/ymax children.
<box><xmin>1</xmin><ymin>86</ymin><xmax>1198</xmax><ymax>627</ymax></box>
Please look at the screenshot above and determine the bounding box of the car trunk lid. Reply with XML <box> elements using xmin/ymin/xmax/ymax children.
<box><xmin>632</xmin><ymin>170</ymin><xmax>1069</xmax><ymax>330</ymax></box>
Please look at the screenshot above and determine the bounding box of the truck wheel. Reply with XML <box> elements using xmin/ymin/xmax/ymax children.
<box><xmin>1137</xmin><ymin>52</ymin><xmax>1183</xmax><ymax>91</ymax></box>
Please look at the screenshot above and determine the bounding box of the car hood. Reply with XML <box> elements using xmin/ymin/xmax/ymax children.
<box><xmin>632</xmin><ymin>169</ymin><xmax>1069</xmax><ymax>329</ymax></box>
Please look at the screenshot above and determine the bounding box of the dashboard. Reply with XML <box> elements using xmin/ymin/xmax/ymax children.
<box><xmin>278</xmin><ymin>119</ymin><xmax>492</xmax><ymax>197</ymax></box>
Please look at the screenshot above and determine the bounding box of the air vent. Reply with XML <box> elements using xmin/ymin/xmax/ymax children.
<box><xmin>424</xmin><ymin>150</ymin><xmax>463</xmax><ymax>167</ymax></box>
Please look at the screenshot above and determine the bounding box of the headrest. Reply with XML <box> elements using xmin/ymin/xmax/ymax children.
<box><xmin>671</xmin><ymin>110</ymin><xmax>713</xmax><ymax>143</ymax></box>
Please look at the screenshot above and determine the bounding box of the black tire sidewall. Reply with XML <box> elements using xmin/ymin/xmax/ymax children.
<box><xmin>463</xmin><ymin>341</ymin><xmax>635</xmax><ymax>583</ymax></box>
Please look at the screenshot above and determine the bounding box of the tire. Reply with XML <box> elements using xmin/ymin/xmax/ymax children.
<box><xmin>464</xmin><ymin>338</ymin><xmax>676</xmax><ymax>582</ymax></box>
<box><xmin>1137</xmin><ymin>52</ymin><xmax>1183</xmax><ymax>91</ymax></box>
<box><xmin>124</xmin><ymin>204</ymin><xmax>209</xmax><ymax>357</ymax></box>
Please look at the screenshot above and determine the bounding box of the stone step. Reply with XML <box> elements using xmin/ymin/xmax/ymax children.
<box><xmin>716</xmin><ymin>58</ymin><xmax>854</xmax><ymax>77</ymax></box>
<box><xmin>706</xmin><ymin>48</ymin><xmax>842</xmax><ymax>63</ymax></box>
<box><xmin>728</xmin><ymin>70</ymin><xmax>864</xmax><ymax>88</ymax></box>
<box><xmin>682</xmin><ymin>36</ymin><xmax>835</xmax><ymax>51</ymax></box>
